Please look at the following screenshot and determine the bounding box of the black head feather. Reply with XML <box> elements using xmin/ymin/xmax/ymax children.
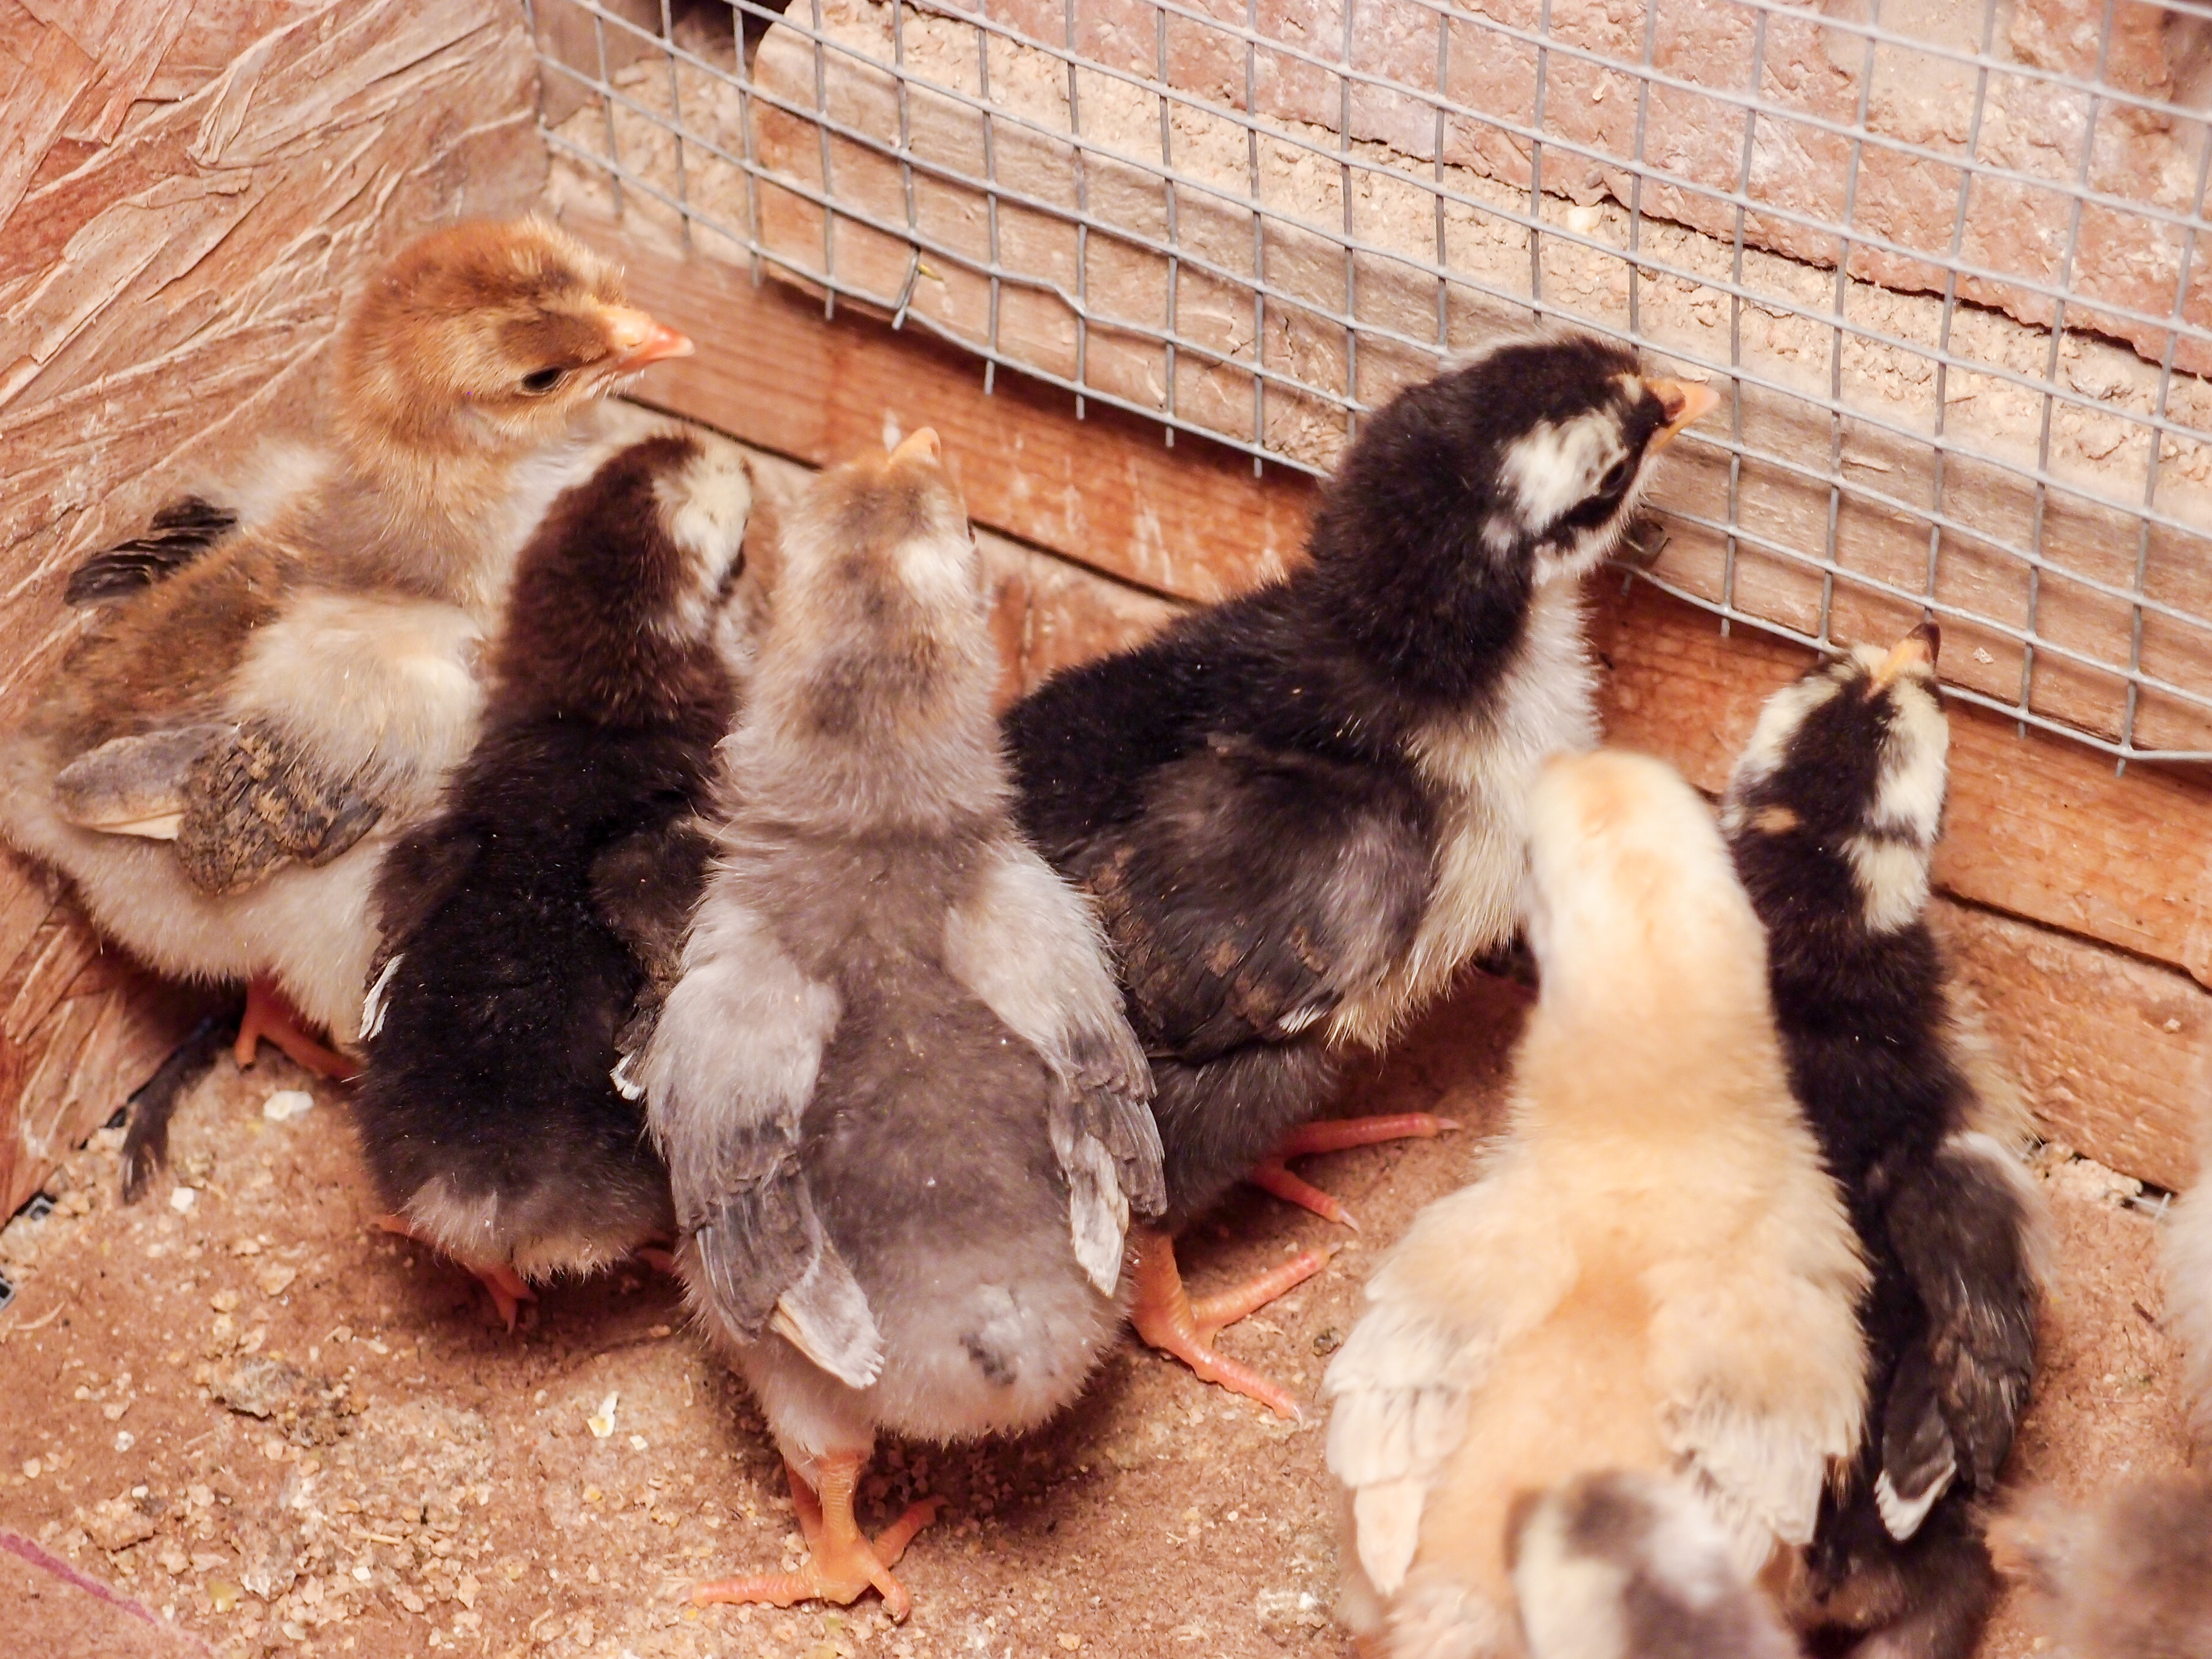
<box><xmin>1308</xmin><ymin>334</ymin><xmax>1677</xmax><ymax>707</ymax></box>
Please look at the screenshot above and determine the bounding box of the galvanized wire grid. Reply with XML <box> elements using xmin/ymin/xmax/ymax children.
<box><xmin>529</xmin><ymin>0</ymin><xmax>2212</xmax><ymax>765</ymax></box>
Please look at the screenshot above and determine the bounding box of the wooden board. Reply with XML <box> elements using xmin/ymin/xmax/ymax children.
<box><xmin>572</xmin><ymin>216</ymin><xmax>2212</xmax><ymax>995</ymax></box>
<box><xmin>0</xmin><ymin>0</ymin><xmax>546</xmax><ymax>1214</ymax></box>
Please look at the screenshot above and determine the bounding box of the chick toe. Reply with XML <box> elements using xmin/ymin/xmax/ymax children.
<box><xmin>694</xmin><ymin>1461</ymin><xmax>939</xmax><ymax>1621</ymax></box>
<box><xmin>1248</xmin><ymin>1112</ymin><xmax>1460</xmax><ymax>1227</ymax></box>
<box><xmin>374</xmin><ymin>1215</ymin><xmax>537</xmax><ymax>1330</ymax></box>
<box><xmin>1129</xmin><ymin>1227</ymin><xmax>1328</xmax><ymax>1420</ymax></box>
<box><xmin>234</xmin><ymin>976</ymin><xmax>358</xmax><ymax>1079</ymax></box>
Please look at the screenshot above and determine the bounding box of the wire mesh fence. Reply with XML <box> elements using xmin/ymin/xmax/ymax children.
<box><xmin>529</xmin><ymin>0</ymin><xmax>2212</xmax><ymax>764</ymax></box>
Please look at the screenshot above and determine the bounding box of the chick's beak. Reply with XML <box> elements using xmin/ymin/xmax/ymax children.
<box><xmin>1872</xmin><ymin>622</ymin><xmax>1941</xmax><ymax>687</ymax></box>
<box><xmin>890</xmin><ymin>426</ymin><xmax>943</xmax><ymax>465</ymax></box>
<box><xmin>600</xmin><ymin>306</ymin><xmax>694</xmax><ymax>371</ymax></box>
<box><xmin>1643</xmin><ymin>378</ymin><xmax>1721</xmax><ymax>451</ymax></box>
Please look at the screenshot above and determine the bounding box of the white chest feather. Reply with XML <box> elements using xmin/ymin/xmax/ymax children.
<box><xmin>1330</xmin><ymin>584</ymin><xmax>1598</xmax><ymax>1048</ymax></box>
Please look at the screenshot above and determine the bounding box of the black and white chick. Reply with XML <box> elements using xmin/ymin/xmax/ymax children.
<box><xmin>1509</xmin><ymin>1471</ymin><xmax>1803</xmax><ymax>1659</ymax></box>
<box><xmin>1005</xmin><ymin>333</ymin><xmax>1718</xmax><ymax>1415</ymax></box>
<box><xmin>636</xmin><ymin>431</ymin><xmax>1164</xmax><ymax>1620</ymax></box>
<box><xmin>351</xmin><ymin>431</ymin><xmax>755</xmax><ymax>1329</ymax></box>
<box><xmin>1720</xmin><ymin>625</ymin><xmax>2046</xmax><ymax>1659</ymax></box>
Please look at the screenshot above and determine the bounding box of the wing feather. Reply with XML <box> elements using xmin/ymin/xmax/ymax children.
<box><xmin>641</xmin><ymin>895</ymin><xmax>876</xmax><ymax>1382</ymax></box>
<box><xmin>1074</xmin><ymin>736</ymin><xmax>1432</xmax><ymax>1061</ymax></box>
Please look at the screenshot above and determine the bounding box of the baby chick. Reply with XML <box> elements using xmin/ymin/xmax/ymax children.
<box><xmin>352</xmin><ymin>431</ymin><xmax>754</xmax><ymax>1329</ymax></box>
<box><xmin>1988</xmin><ymin>1476</ymin><xmax>2212</xmax><ymax>1658</ymax></box>
<box><xmin>1721</xmin><ymin>626</ymin><xmax>2044</xmax><ymax>1659</ymax></box>
<box><xmin>1322</xmin><ymin>748</ymin><xmax>1867</xmax><ymax>1659</ymax></box>
<box><xmin>68</xmin><ymin>216</ymin><xmax>691</xmax><ymax>618</ymax></box>
<box><xmin>637</xmin><ymin>431</ymin><xmax>1163</xmax><ymax>1620</ymax></box>
<box><xmin>1509</xmin><ymin>1471</ymin><xmax>1801</xmax><ymax>1659</ymax></box>
<box><xmin>1005</xmin><ymin>333</ymin><xmax>1719</xmax><ymax>1415</ymax></box>
<box><xmin>0</xmin><ymin>218</ymin><xmax>693</xmax><ymax>1095</ymax></box>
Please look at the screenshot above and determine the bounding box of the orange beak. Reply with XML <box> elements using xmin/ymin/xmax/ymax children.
<box><xmin>890</xmin><ymin>426</ymin><xmax>943</xmax><ymax>465</ymax></box>
<box><xmin>1872</xmin><ymin>621</ymin><xmax>1941</xmax><ymax>688</ymax></box>
<box><xmin>1644</xmin><ymin>378</ymin><xmax>1721</xmax><ymax>450</ymax></box>
<box><xmin>600</xmin><ymin>305</ymin><xmax>694</xmax><ymax>372</ymax></box>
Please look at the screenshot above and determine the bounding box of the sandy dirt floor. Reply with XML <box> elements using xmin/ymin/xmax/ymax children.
<box><xmin>0</xmin><ymin>972</ymin><xmax>2195</xmax><ymax>1659</ymax></box>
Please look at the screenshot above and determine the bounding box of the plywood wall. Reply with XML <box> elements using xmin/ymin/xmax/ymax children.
<box><xmin>0</xmin><ymin>0</ymin><xmax>548</xmax><ymax>1216</ymax></box>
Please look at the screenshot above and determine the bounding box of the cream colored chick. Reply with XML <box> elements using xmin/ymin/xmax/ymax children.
<box><xmin>1322</xmin><ymin>748</ymin><xmax>1868</xmax><ymax>1659</ymax></box>
<box><xmin>1</xmin><ymin>218</ymin><xmax>693</xmax><ymax>1081</ymax></box>
<box><xmin>2167</xmin><ymin>1141</ymin><xmax>2212</xmax><ymax>1441</ymax></box>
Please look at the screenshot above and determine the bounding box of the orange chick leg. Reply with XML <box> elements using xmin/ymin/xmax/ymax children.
<box><xmin>1127</xmin><ymin>1225</ymin><xmax>1332</xmax><ymax>1421</ymax></box>
<box><xmin>1247</xmin><ymin>1111</ymin><xmax>1460</xmax><ymax>1228</ymax></box>
<box><xmin>234</xmin><ymin>977</ymin><xmax>358</xmax><ymax>1081</ymax></box>
<box><xmin>692</xmin><ymin>1456</ymin><xmax>942</xmax><ymax>1621</ymax></box>
<box><xmin>375</xmin><ymin>1214</ymin><xmax>537</xmax><ymax>1330</ymax></box>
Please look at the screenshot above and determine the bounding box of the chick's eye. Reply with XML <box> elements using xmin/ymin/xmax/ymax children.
<box><xmin>518</xmin><ymin>366</ymin><xmax>568</xmax><ymax>395</ymax></box>
<box><xmin>1597</xmin><ymin>455</ymin><xmax>1635</xmax><ymax>498</ymax></box>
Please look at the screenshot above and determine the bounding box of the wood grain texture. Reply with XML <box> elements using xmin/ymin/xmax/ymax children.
<box><xmin>1936</xmin><ymin>899</ymin><xmax>2210</xmax><ymax>1195</ymax></box>
<box><xmin>0</xmin><ymin>0</ymin><xmax>545</xmax><ymax>1213</ymax></box>
<box><xmin>575</xmin><ymin>220</ymin><xmax>2212</xmax><ymax>991</ymax></box>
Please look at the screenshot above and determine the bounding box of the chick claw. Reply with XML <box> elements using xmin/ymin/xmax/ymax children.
<box><xmin>375</xmin><ymin>1215</ymin><xmax>536</xmax><ymax>1330</ymax></box>
<box><xmin>693</xmin><ymin>1460</ymin><xmax>940</xmax><ymax>1622</ymax></box>
<box><xmin>235</xmin><ymin>976</ymin><xmax>358</xmax><ymax>1081</ymax></box>
<box><xmin>1247</xmin><ymin>1111</ymin><xmax>1460</xmax><ymax>1229</ymax></box>
<box><xmin>1129</xmin><ymin>1226</ymin><xmax>1334</xmax><ymax>1421</ymax></box>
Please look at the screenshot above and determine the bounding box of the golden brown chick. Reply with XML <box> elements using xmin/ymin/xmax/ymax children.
<box><xmin>70</xmin><ymin>216</ymin><xmax>692</xmax><ymax>622</ymax></box>
<box><xmin>1322</xmin><ymin>749</ymin><xmax>1868</xmax><ymax>1659</ymax></box>
<box><xmin>2</xmin><ymin>218</ymin><xmax>694</xmax><ymax>1095</ymax></box>
<box><xmin>1989</xmin><ymin>1476</ymin><xmax>2212</xmax><ymax>1658</ymax></box>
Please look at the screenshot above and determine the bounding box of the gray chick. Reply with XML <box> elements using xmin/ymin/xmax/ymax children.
<box><xmin>1989</xmin><ymin>1476</ymin><xmax>2212</xmax><ymax>1659</ymax></box>
<box><xmin>1510</xmin><ymin>1471</ymin><xmax>1802</xmax><ymax>1659</ymax></box>
<box><xmin>636</xmin><ymin>428</ymin><xmax>1164</xmax><ymax>1621</ymax></box>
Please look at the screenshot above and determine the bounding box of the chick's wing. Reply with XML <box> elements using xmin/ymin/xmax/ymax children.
<box><xmin>1322</xmin><ymin>1155</ymin><xmax>1576</xmax><ymax>1599</ymax></box>
<box><xmin>943</xmin><ymin>842</ymin><xmax>1166</xmax><ymax>1293</ymax></box>
<box><xmin>592</xmin><ymin>816</ymin><xmax>717</xmax><ymax>1076</ymax></box>
<box><xmin>1883</xmin><ymin>1133</ymin><xmax>2042</xmax><ymax>1503</ymax></box>
<box><xmin>67</xmin><ymin>497</ymin><xmax>238</xmax><ymax>606</ymax></box>
<box><xmin>1078</xmin><ymin>734</ymin><xmax>1433</xmax><ymax>1061</ymax></box>
<box><xmin>639</xmin><ymin>894</ymin><xmax>879</xmax><ymax>1388</ymax></box>
<box><xmin>173</xmin><ymin>717</ymin><xmax>383</xmax><ymax>894</ymax></box>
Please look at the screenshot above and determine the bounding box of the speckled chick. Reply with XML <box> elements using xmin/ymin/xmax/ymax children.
<box><xmin>1005</xmin><ymin>334</ymin><xmax>1720</xmax><ymax>1416</ymax></box>
<box><xmin>638</xmin><ymin>431</ymin><xmax>1164</xmax><ymax>1621</ymax></box>
<box><xmin>1509</xmin><ymin>1472</ymin><xmax>1802</xmax><ymax>1659</ymax></box>
<box><xmin>1322</xmin><ymin>748</ymin><xmax>1868</xmax><ymax>1659</ymax></box>
<box><xmin>1722</xmin><ymin>627</ymin><xmax>2045</xmax><ymax>1659</ymax></box>
<box><xmin>1988</xmin><ymin>1476</ymin><xmax>2212</xmax><ymax>1659</ymax></box>
<box><xmin>0</xmin><ymin>218</ymin><xmax>695</xmax><ymax>1105</ymax></box>
<box><xmin>352</xmin><ymin>431</ymin><xmax>754</xmax><ymax>1327</ymax></box>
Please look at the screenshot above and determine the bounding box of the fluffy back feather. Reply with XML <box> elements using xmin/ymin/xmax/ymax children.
<box><xmin>729</xmin><ymin>431</ymin><xmax>1003</xmax><ymax>834</ymax></box>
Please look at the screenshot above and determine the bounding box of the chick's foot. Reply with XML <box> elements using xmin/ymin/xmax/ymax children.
<box><xmin>1247</xmin><ymin>1111</ymin><xmax>1460</xmax><ymax>1228</ymax></box>
<box><xmin>375</xmin><ymin>1215</ymin><xmax>537</xmax><ymax>1330</ymax></box>
<box><xmin>692</xmin><ymin>1457</ymin><xmax>940</xmax><ymax>1621</ymax></box>
<box><xmin>1128</xmin><ymin>1225</ymin><xmax>1333</xmax><ymax>1421</ymax></box>
<box><xmin>235</xmin><ymin>976</ymin><xmax>358</xmax><ymax>1080</ymax></box>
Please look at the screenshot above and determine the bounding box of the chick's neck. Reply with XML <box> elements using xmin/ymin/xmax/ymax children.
<box><xmin>1296</xmin><ymin>449</ymin><xmax>1543</xmax><ymax>722</ymax></box>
